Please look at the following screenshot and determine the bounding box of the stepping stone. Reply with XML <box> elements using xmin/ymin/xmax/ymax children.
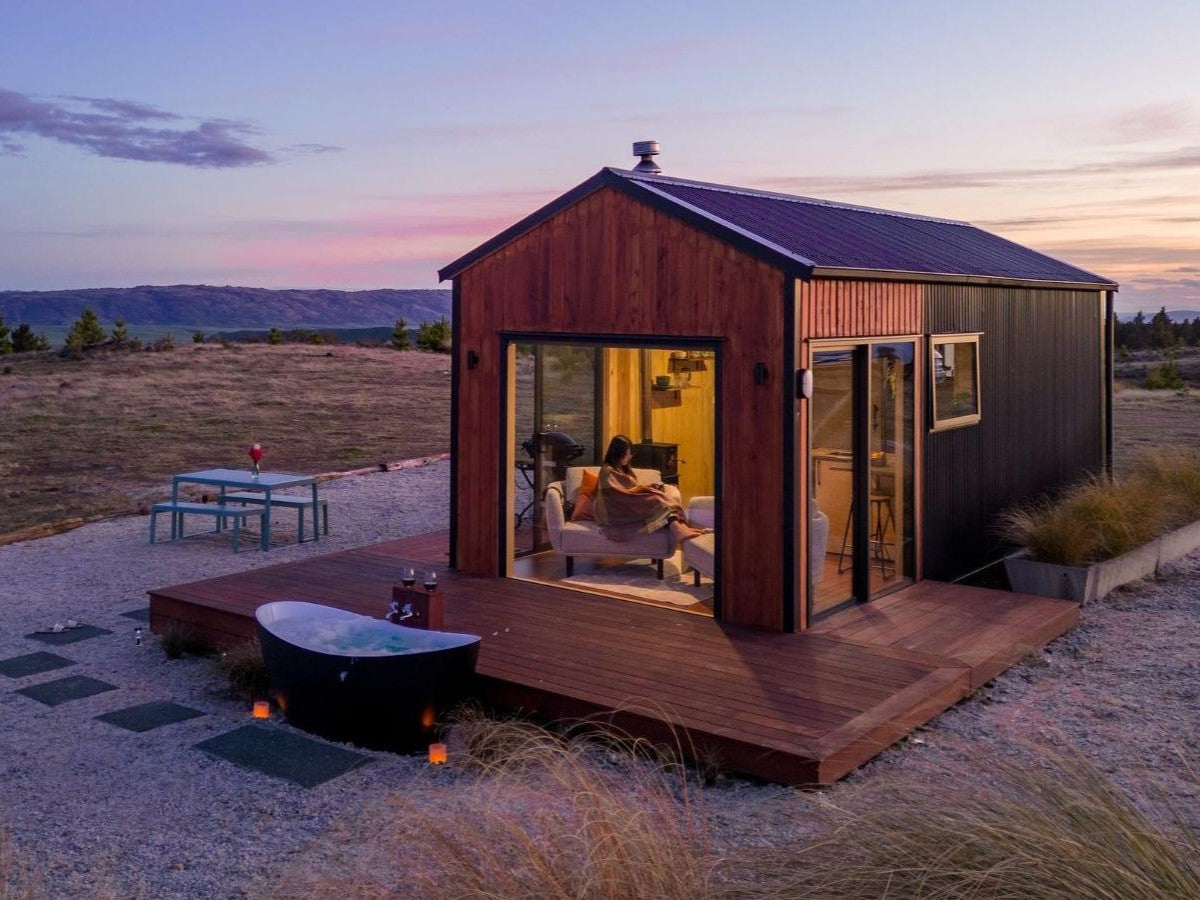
<box><xmin>96</xmin><ymin>700</ymin><xmax>205</xmax><ymax>733</ymax></box>
<box><xmin>120</xmin><ymin>608</ymin><xmax>151</xmax><ymax>623</ymax></box>
<box><xmin>15</xmin><ymin>675</ymin><xmax>118</xmax><ymax>707</ymax></box>
<box><xmin>25</xmin><ymin>625</ymin><xmax>113</xmax><ymax>646</ymax></box>
<box><xmin>195</xmin><ymin>724</ymin><xmax>369</xmax><ymax>788</ymax></box>
<box><xmin>0</xmin><ymin>651</ymin><xmax>75</xmax><ymax>679</ymax></box>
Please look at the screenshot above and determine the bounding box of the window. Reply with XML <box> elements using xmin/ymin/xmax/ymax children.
<box><xmin>930</xmin><ymin>334</ymin><xmax>981</xmax><ymax>430</ymax></box>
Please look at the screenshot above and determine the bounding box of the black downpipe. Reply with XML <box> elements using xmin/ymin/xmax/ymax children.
<box><xmin>1104</xmin><ymin>290</ymin><xmax>1114</xmax><ymax>477</ymax></box>
<box><xmin>448</xmin><ymin>280</ymin><xmax>461</xmax><ymax>568</ymax></box>
<box><xmin>781</xmin><ymin>279</ymin><xmax>796</xmax><ymax>632</ymax></box>
<box><xmin>852</xmin><ymin>345</ymin><xmax>870</xmax><ymax>603</ymax></box>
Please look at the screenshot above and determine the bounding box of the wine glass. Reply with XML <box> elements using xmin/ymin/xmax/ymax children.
<box><xmin>401</xmin><ymin>567</ymin><xmax>416</xmax><ymax>588</ymax></box>
<box><xmin>423</xmin><ymin>571</ymin><xmax>438</xmax><ymax>592</ymax></box>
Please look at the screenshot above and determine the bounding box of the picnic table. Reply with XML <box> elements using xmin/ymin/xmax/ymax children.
<box><xmin>168</xmin><ymin>468</ymin><xmax>321</xmax><ymax>552</ymax></box>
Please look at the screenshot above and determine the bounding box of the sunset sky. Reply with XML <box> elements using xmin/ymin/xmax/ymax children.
<box><xmin>2</xmin><ymin>1</ymin><xmax>1198</xmax><ymax>313</ymax></box>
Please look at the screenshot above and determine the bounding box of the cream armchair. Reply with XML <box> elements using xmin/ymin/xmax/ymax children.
<box><xmin>545</xmin><ymin>466</ymin><xmax>679</xmax><ymax>579</ymax></box>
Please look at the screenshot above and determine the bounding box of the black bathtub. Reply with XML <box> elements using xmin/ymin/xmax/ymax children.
<box><xmin>255</xmin><ymin>600</ymin><xmax>480</xmax><ymax>751</ymax></box>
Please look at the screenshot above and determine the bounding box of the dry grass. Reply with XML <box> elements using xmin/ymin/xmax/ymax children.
<box><xmin>999</xmin><ymin>448</ymin><xmax>1200</xmax><ymax>565</ymax></box>
<box><xmin>213</xmin><ymin>640</ymin><xmax>270</xmax><ymax>699</ymax></box>
<box><xmin>0</xmin><ymin>343</ymin><xmax>450</xmax><ymax>534</ymax></box>
<box><xmin>1132</xmin><ymin>447</ymin><xmax>1200</xmax><ymax>526</ymax></box>
<box><xmin>0</xmin><ymin>829</ymin><xmax>40</xmax><ymax>900</ymax></box>
<box><xmin>268</xmin><ymin>713</ymin><xmax>711</xmax><ymax>899</ymax></box>
<box><xmin>264</xmin><ymin>716</ymin><xmax>1200</xmax><ymax>899</ymax></box>
<box><xmin>157</xmin><ymin>621</ymin><xmax>212</xmax><ymax>659</ymax></box>
<box><xmin>720</xmin><ymin>750</ymin><xmax>1200</xmax><ymax>899</ymax></box>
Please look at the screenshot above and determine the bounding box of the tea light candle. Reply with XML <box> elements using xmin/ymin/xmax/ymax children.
<box><xmin>252</xmin><ymin>700</ymin><xmax>270</xmax><ymax>719</ymax></box>
<box><xmin>428</xmin><ymin>742</ymin><xmax>447</xmax><ymax>765</ymax></box>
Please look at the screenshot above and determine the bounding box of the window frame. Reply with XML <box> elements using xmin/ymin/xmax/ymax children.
<box><xmin>928</xmin><ymin>332</ymin><xmax>982</xmax><ymax>431</ymax></box>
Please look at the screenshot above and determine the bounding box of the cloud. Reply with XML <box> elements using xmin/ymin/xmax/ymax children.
<box><xmin>755</xmin><ymin>144</ymin><xmax>1200</xmax><ymax>195</ymax></box>
<box><xmin>975</xmin><ymin>215</ymin><xmax>1077</xmax><ymax>230</ymax></box>
<box><xmin>0</xmin><ymin>87</ymin><xmax>273</xmax><ymax>167</ymax></box>
<box><xmin>286</xmin><ymin>142</ymin><xmax>343</xmax><ymax>155</ymax></box>
<box><xmin>1100</xmin><ymin>101</ymin><xmax>1193</xmax><ymax>144</ymax></box>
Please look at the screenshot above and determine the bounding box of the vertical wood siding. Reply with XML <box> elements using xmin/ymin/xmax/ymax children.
<box><xmin>455</xmin><ymin>186</ymin><xmax>787</xmax><ymax>630</ymax></box>
<box><xmin>801</xmin><ymin>279</ymin><xmax>922</xmax><ymax>338</ymax></box>
<box><xmin>922</xmin><ymin>285</ymin><xmax>1105</xmax><ymax>579</ymax></box>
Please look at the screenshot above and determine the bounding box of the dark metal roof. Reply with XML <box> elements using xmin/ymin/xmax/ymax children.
<box><xmin>439</xmin><ymin>167</ymin><xmax>1117</xmax><ymax>289</ymax></box>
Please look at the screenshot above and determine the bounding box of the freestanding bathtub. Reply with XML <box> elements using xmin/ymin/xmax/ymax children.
<box><xmin>255</xmin><ymin>600</ymin><xmax>481</xmax><ymax>751</ymax></box>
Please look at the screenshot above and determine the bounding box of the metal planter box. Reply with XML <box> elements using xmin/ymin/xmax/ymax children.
<box><xmin>1005</xmin><ymin>519</ymin><xmax>1200</xmax><ymax>603</ymax></box>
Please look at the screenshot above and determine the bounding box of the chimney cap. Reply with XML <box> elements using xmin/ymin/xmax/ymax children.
<box><xmin>632</xmin><ymin>140</ymin><xmax>661</xmax><ymax>174</ymax></box>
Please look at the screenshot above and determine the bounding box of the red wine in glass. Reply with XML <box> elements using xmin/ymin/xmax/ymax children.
<box><xmin>401</xmin><ymin>567</ymin><xmax>416</xmax><ymax>588</ymax></box>
<box><xmin>423</xmin><ymin>572</ymin><xmax>438</xmax><ymax>591</ymax></box>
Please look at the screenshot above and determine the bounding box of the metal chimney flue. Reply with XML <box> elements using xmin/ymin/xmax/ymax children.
<box><xmin>632</xmin><ymin>140</ymin><xmax>661</xmax><ymax>174</ymax></box>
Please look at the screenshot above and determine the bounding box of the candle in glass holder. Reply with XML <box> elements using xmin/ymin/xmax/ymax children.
<box><xmin>252</xmin><ymin>700</ymin><xmax>270</xmax><ymax>719</ymax></box>
<box><xmin>428</xmin><ymin>742</ymin><xmax>447</xmax><ymax>765</ymax></box>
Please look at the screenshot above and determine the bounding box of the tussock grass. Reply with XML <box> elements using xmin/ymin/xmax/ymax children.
<box><xmin>267</xmin><ymin>715</ymin><xmax>1200</xmax><ymax>900</ymax></box>
<box><xmin>157</xmin><ymin>621</ymin><xmax>212</xmax><ymax>659</ymax></box>
<box><xmin>214</xmin><ymin>640</ymin><xmax>270</xmax><ymax>699</ymax></box>
<box><xmin>720</xmin><ymin>751</ymin><xmax>1200</xmax><ymax>899</ymax></box>
<box><xmin>1000</xmin><ymin>448</ymin><xmax>1200</xmax><ymax>565</ymax></box>
<box><xmin>1132</xmin><ymin>447</ymin><xmax>1200</xmax><ymax>527</ymax></box>
<box><xmin>271</xmin><ymin>712</ymin><xmax>711</xmax><ymax>899</ymax></box>
<box><xmin>0</xmin><ymin>829</ymin><xmax>40</xmax><ymax>900</ymax></box>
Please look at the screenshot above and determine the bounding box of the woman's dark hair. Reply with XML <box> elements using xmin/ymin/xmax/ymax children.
<box><xmin>603</xmin><ymin>434</ymin><xmax>634</xmax><ymax>471</ymax></box>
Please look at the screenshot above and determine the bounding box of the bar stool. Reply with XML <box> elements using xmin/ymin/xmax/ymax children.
<box><xmin>836</xmin><ymin>471</ymin><xmax>896</xmax><ymax>577</ymax></box>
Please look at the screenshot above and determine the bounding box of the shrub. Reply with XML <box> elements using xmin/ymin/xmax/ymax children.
<box><xmin>148</xmin><ymin>333</ymin><xmax>175</xmax><ymax>352</ymax></box>
<box><xmin>11</xmin><ymin>324</ymin><xmax>49</xmax><ymax>353</ymax></box>
<box><xmin>390</xmin><ymin>317</ymin><xmax>411</xmax><ymax>350</ymax></box>
<box><xmin>66</xmin><ymin>307</ymin><xmax>106</xmax><ymax>347</ymax></box>
<box><xmin>0</xmin><ymin>313</ymin><xmax>11</xmax><ymax>354</ymax></box>
<box><xmin>192</xmin><ymin>330</ymin><xmax>205</xmax><ymax>343</ymax></box>
<box><xmin>267</xmin><ymin>326</ymin><xmax>283</xmax><ymax>345</ymax></box>
<box><xmin>110</xmin><ymin>318</ymin><xmax>128</xmax><ymax>347</ymax></box>
<box><xmin>214</xmin><ymin>641</ymin><xmax>271</xmax><ymax>698</ymax></box>
<box><xmin>417</xmin><ymin>316</ymin><xmax>451</xmax><ymax>352</ymax></box>
<box><xmin>1145</xmin><ymin>356</ymin><xmax>1187</xmax><ymax>390</ymax></box>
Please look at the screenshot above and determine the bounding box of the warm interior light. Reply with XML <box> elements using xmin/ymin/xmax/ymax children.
<box><xmin>252</xmin><ymin>700</ymin><xmax>270</xmax><ymax>719</ymax></box>
<box><xmin>428</xmin><ymin>742</ymin><xmax>447</xmax><ymax>765</ymax></box>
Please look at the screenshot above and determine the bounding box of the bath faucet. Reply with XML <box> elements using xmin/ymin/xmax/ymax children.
<box><xmin>387</xmin><ymin>600</ymin><xmax>415</xmax><ymax>625</ymax></box>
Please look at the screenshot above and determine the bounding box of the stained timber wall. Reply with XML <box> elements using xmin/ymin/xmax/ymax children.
<box><xmin>454</xmin><ymin>186</ymin><xmax>787</xmax><ymax>630</ymax></box>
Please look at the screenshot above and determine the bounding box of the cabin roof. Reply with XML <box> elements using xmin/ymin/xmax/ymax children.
<box><xmin>438</xmin><ymin>167</ymin><xmax>1117</xmax><ymax>289</ymax></box>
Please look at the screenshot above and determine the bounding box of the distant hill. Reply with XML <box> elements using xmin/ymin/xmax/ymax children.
<box><xmin>0</xmin><ymin>285</ymin><xmax>451</xmax><ymax>328</ymax></box>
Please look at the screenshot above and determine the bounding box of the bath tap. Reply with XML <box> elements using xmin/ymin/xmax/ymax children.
<box><xmin>387</xmin><ymin>600</ymin><xmax>415</xmax><ymax>625</ymax></box>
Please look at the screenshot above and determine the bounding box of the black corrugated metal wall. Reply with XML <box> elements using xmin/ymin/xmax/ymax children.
<box><xmin>922</xmin><ymin>285</ymin><xmax>1105</xmax><ymax>580</ymax></box>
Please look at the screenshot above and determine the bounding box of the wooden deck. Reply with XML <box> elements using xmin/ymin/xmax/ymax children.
<box><xmin>148</xmin><ymin>533</ymin><xmax>1079</xmax><ymax>784</ymax></box>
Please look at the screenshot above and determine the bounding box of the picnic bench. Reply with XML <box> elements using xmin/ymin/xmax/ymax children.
<box><xmin>223</xmin><ymin>492</ymin><xmax>329</xmax><ymax>543</ymax></box>
<box><xmin>149</xmin><ymin>502</ymin><xmax>264</xmax><ymax>553</ymax></box>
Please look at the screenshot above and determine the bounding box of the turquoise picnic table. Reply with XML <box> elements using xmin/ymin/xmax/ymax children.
<box><xmin>170</xmin><ymin>468</ymin><xmax>320</xmax><ymax>552</ymax></box>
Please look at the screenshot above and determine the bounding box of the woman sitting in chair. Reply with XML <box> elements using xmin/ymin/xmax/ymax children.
<box><xmin>594</xmin><ymin>435</ymin><xmax>708</xmax><ymax>543</ymax></box>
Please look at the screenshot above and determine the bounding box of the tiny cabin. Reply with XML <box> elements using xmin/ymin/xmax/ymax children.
<box><xmin>439</xmin><ymin>145</ymin><xmax>1117</xmax><ymax>632</ymax></box>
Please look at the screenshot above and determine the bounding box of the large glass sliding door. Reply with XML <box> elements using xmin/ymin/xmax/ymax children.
<box><xmin>512</xmin><ymin>344</ymin><xmax>601</xmax><ymax>557</ymax></box>
<box><xmin>508</xmin><ymin>338</ymin><xmax>718</xmax><ymax>616</ymax></box>
<box><xmin>808</xmin><ymin>340</ymin><xmax>914</xmax><ymax>620</ymax></box>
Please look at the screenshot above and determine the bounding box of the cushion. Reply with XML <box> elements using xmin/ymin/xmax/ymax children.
<box><xmin>579</xmin><ymin>469</ymin><xmax>599</xmax><ymax>499</ymax></box>
<box><xmin>571</xmin><ymin>492</ymin><xmax>594</xmax><ymax>522</ymax></box>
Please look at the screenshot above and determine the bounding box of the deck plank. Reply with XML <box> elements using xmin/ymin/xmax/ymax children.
<box><xmin>149</xmin><ymin>534</ymin><xmax>1078</xmax><ymax>784</ymax></box>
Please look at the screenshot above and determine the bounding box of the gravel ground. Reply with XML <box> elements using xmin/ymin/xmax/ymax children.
<box><xmin>2</xmin><ymin>456</ymin><xmax>1198</xmax><ymax>896</ymax></box>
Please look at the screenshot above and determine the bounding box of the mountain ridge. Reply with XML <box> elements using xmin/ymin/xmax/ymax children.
<box><xmin>0</xmin><ymin>285</ymin><xmax>451</xmax><ymax>327</ymax></box>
